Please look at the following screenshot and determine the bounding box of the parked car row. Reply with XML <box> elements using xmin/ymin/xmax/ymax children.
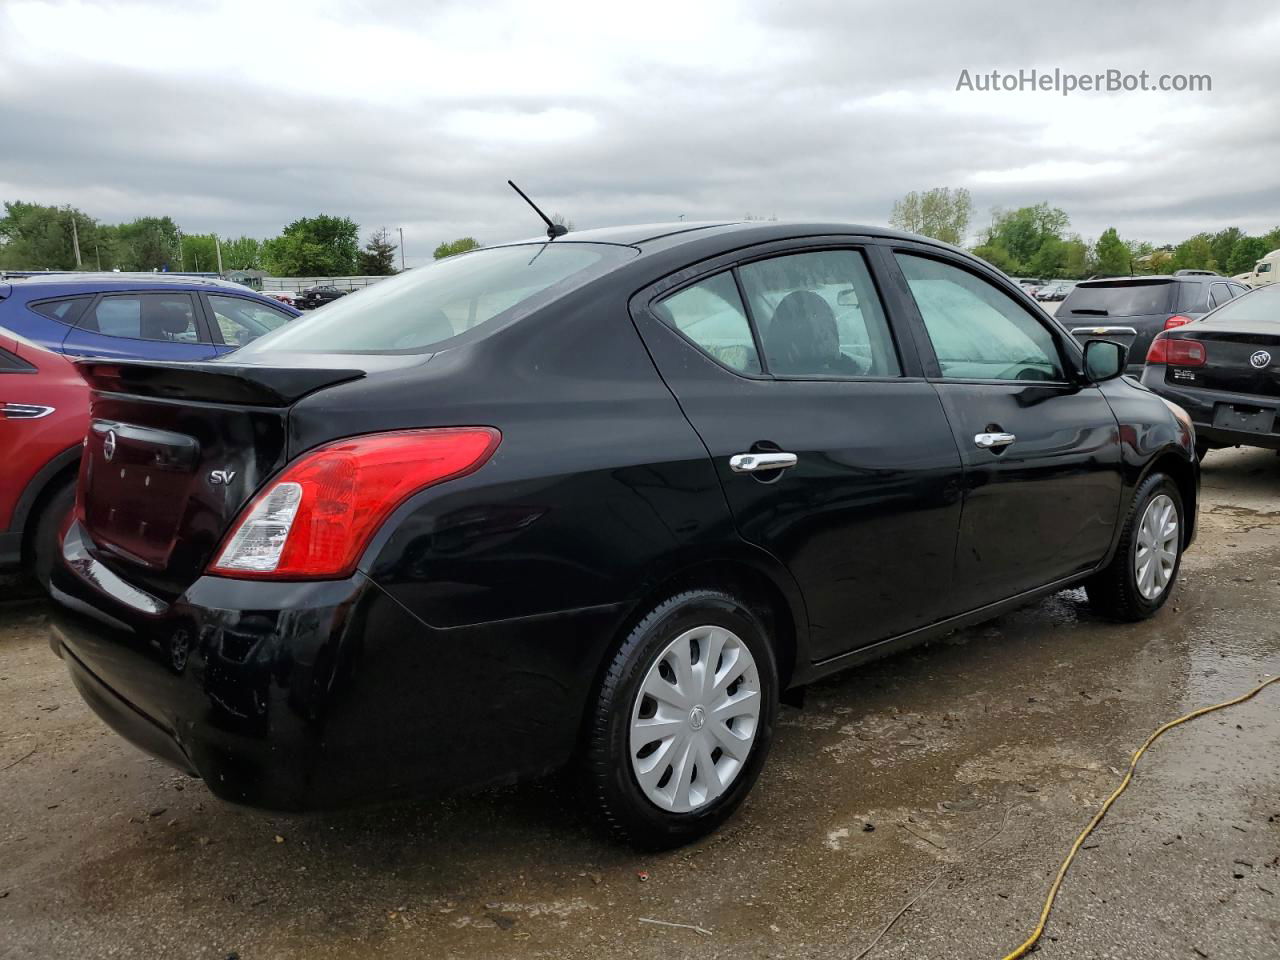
<box><xmin>42</xmin><ymin>220</ymin><xmax>1204</xmax><ymax>847</ymax></box>
<box><xmin>0</xmin><ymin>273</ymin><xmax>301</xmax><ymax>584</ymax></box>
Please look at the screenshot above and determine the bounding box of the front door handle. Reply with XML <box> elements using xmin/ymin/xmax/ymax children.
<box><xmin>974</xmin><ymin>432</ymin><xmax>1016</xmax><ymax>449</ymax></box>
<box><xmin>729</xmin><ymin>452</ymin><xmax>798</xmax><ymax>473</ymax></box>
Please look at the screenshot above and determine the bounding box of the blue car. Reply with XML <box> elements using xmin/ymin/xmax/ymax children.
<box><xmin>0</xmin><ymin>273</ymin><xmax>302</xmax><ymax>361</ymax></box>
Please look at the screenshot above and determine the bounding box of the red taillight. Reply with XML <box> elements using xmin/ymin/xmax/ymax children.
<box><xmin>1146</xmin><ymin>336</ymin><xmax>1206</xmax><ymax>367</ymax></box>
<box><xmin>1164</xmin><ymin>314</ymin><xmax>1193</xmax><ymax>330</ymax></box>
<box><xmin>210</xmin><ymin>427</ymin><xmax>500</xmax><ymax>580</ymax></box>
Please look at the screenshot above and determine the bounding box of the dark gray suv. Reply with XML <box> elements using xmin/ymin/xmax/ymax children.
<box><xmin>1058</xmin><ymin>271</ymin><xmax>1251</xmax><ymax>373</ymax></box>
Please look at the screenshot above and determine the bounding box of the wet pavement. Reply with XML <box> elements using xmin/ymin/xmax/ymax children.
<box><xmin>2</xmin><ymin>447</ymin><xmax>1277</xmax><ymax>960</ymax></box>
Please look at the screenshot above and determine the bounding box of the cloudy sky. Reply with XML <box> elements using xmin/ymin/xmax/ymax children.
<box><xmin>1</xmin><ymin>0</ymin><xmax>1276</xmax><ymax>266</ymax></box>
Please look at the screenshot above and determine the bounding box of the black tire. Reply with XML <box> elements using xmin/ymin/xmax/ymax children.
<box><xmin>31</xmin><ymin>479</ymin><xmax>75</xmax><ymax>592</ymax></box>
<box><xmin>582</xmin><ymin>589</ymin><xmax>779</xmax><ymax>849</ymax></box>
<box><xmin>1085</xmin><ymin>472</ymin><xmax>1184</xmax><ymax>622</ymax></box>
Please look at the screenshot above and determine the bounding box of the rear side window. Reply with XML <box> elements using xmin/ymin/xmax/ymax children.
<box><xmin>897</xmin><ymin>254</ymin><xmax>1064</xmax><ymax>381</ymax></box>
<box><xmin>79</xmin><ymin>294</ymin><xmax>202</xmax><ymax>342</ymax></box>
<box><xmin>207</xmin><ymin>295</ymin><xmax>293</xmax><ymax>347</ymax></box>
<box><xmin>738</xmin><ymin>250</ymin><xmax>900</xmax><ymax>377</ymax></box>
<box><xmin>654</xmin><ymin>272</ymin><xmax>760</xmax><ymax>374</ymax></box>
<box><xmin>1207</xmin><ymin>282</ymin><xmax>1235</xmax><ymax>309</ymax></box>
<box><xmin>1061</xmin><ymin>281</ymin><xmax>1174</xmax><ymax>317</ymax></box>
<box><xmin>29</xmin><ymin>297</ymin><xmax>88</xmax><ymax>325</ymax></box>
<box><xmin>0</xmin><ymin>345</ymin><xmax>36</xmax><ymax>372</ymax></box>
<box><xmin>237</xmin><ymin>243</ymin><xmax>636</xmax><ymax>354</ymax></box>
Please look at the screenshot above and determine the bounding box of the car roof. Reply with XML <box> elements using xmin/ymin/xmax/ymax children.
<box><xmin>1076</xmin><ymin>275</ymin><xmax>1210</xmax><ymax>286</ymax></box>
<box><xmin>496</xmin><ymin>219</ymin><xmax>950</xmax><ymax>254</ymax></box>
<box><xmin>3</xmin><ymin>273</ymin><xmax>283</xmax><ymax>300</ymax></box>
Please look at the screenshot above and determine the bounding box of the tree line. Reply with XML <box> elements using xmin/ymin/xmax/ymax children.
<box><xmin>0</xmin><ymin>201</ymin><xmax>400</xmax><ymax>276</ymax></box>
<box><xmin>890</xmin><ymin>187</ymin><xmax>1280</xmax><ymax>279</ymax></box>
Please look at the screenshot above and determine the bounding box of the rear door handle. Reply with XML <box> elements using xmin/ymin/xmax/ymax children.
<box><xmin>974</xmin><ymin>432</ymin><xmax>1016</xmax><ymax>449</ymax></box>
<box><xmin>729</xmin><ymin>452</ymin><xmax>798</xmax><ymax>473</ymax></box>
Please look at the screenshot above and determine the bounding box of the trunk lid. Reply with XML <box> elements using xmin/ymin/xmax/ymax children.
<box><xmin>1167</xmin><ymin>322</ymin><xmax>1280</xmax><ymax>398</ymax></box>
<box><xmin>74</xmin><ymin>358</ymin><xmax>368</xmax><ymax>599</ymax></box>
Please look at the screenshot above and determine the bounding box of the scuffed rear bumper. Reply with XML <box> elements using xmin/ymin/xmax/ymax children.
<box><xmin>49</xmin><ymin>520</ymin><xmax>623</xmax><ymax>810</ymax></box>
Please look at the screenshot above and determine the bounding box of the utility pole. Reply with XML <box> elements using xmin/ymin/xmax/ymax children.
<box><xmin>215</xmin><ymin>235</ymin><xmax>224</xmax><ymax>275</ymax></box>
<box><xmin>94</xmin><ymin>242</ymin><xmax>101</xmax><ymax>271</ymax></box>
<box><xmin>398</xmin><ymin>227</ymin><xmax>405</xmax><ymax>270</ymax></box>
<box><xmin>69</xmin><ymin>209</ymin><xmax>83</xmax><ymax>268</ymax></box>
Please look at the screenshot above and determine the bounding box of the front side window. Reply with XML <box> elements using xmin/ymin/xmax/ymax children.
<box><xmin>737</xmin><ymin>250</ymin><xmax>900</xmax><ymax>377</ymax></box>
<box><xmin>207</xmin><ymin>295</ymin><xmax>293</xmax><ymax>347</ymax></box>
<box><xmin>80</xmin><ymin>294</ymin><xmax>201</xmax><ymax>342</ymax></box>
<box><xmin>238</xmin><ymin>243</ymin><xmax>635</xmax><ymax>355</ymax></box>
<box><xmin>653</xmin><ymin>272</ymin><xmax>760</xmax><ymax>373</ymax></box>
<box><xmin>1258</xmin><ymin>261</ymin><xmax>1273</xmax><ymax>274</ymax></box>
<box><xmin>1208</xmin><ymin>282</ymin><xmax>1234</xmax><ymax>309</ymax></box>
<box><xmin>896</xmin><ymin>254</ymin><xmax>1064</xmax><ymax>381</ymax></box>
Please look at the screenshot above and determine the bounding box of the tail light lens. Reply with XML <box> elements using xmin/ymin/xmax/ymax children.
<box><xmin>1146</xmin><ymin>336</ymin><xmax>1207</xmax><ymax>367</ymax></box>
<box><xmin>1164</xmin><ymin>314</ymin><xmax>1193</xmax><ymax>330</ymax></box>
<box><xmin>210</xmin><ymin>427</ymin><xmax>500</xmax><ymax>580</ymax></box>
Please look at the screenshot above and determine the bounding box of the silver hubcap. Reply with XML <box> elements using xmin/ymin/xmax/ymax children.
<box><xmin>1135</xmin><ymin>493</ymin><xmax>1179</xmax><ymax>600</ymax></box>
<box><xmin>629</xmin><ymin>625</ymin><xmax>761</xmax><ymax>813</ymax></box>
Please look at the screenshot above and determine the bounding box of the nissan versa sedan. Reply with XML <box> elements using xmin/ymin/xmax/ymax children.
<box><xmin>48</xmin><ymin>221</ymin><xmax>1198</xmax><ymax>848</ymax></box>
<box><xmin>1142</xmin><ymin>283</ymin><xmax>1280</xmax><ymax>457</ymax></box>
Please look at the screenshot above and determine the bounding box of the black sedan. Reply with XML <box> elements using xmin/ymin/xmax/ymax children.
<box><xmin>48</xmin><ymin>221</ymin><xmax>1198</xmax><ymax>848</ymax></box>
<box><xmin>1142</xmin><ymin>283</ymin><xmax>1280</xmax><ymax>458</ymax></box>
<box><xmin>295</xmin><ymin>285</ymin><xmax>349</xmax><ymax>309</ymax></box>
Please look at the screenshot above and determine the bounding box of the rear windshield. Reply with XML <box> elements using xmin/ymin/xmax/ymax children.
<box><xmin>1199</xmin><ymin>284</ymin><xmax>1280</xmax><ymax>324</ymax></box>
<box><xmin>1060</xmin><ymin>280</ymin><xmax>1174</xmax><ymax>317</ymax></box>
<box><xmin>236</xmin><ymin>243</ymin><xmax>635</xmax><ymax>355</ymax></box>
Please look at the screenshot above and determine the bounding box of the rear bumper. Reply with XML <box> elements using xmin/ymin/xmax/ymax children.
<box><xmin>49</xmin><ymin>519</ymin><xmax>624</xmax><ymax>810</ymax></box>
<box><xmin>1141</xmin><ymin>368</ymin><xmax>1280</xmax><ymax>451</ymax></box>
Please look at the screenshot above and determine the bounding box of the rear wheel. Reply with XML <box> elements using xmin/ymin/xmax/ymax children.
<box><xmin>1086</xmin><ymin>473</ymin><xmax>1183</xmax><ymax>621</ymax></box>
<box><xmin>583</xmin><ymin>590</ymin><xmax>779</xmax><ymax>848</ymax></box>
<box><xmin>31</xmin><ymin>479</ymin><xmax>75</xmax><ymax>592</ymax></box>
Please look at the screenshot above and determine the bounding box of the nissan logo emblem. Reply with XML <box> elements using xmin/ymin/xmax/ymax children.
<box><xmin>103</xmin><ymin>429</ymin><xmax>117</xmax><ymax>462</ymax></box>
<box><xmin>1250</xmin><ymin>350</ymin><xmax>1272</xmax><ymax>369</ymax></box>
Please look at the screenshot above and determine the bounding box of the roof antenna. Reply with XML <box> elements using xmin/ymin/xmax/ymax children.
<box><xmin>508</xmin><ymin>180</ymin><xmax>568</xmax><ymax>240</ymax></box>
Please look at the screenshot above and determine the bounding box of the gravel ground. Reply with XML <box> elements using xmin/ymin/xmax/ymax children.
<box><xmin>1</xmin><ymin>446</ymin><xmax>1277</xmax><ymax>960</ymax></box>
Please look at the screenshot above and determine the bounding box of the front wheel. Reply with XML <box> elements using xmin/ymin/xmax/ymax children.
<box><xmin>582</xmin><ymin>590</ymin><xmax>779</xmax><ymax>848</ymax></box>
<box><xmin>1086</xmin><ymin>473</ymin><xmax>1184</xmax><ymax>621</ymax></box>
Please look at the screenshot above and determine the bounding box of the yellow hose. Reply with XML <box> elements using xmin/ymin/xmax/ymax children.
<box><xmin>1000</xmin><ymin>673</ymin><xmax>1280</xmax><ymax>960</ymax></box>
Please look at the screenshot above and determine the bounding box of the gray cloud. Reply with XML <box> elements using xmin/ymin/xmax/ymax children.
<box><xmin>1</xmin><ymin>0</ymin><xmax>1276</xmax><ymax>266</ymax></box>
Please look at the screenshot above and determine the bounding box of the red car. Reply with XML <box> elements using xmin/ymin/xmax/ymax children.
<box><xmin>0</xmin><ymin>329</ymin><xmax>87</xmax><ymax>588</ymax></box>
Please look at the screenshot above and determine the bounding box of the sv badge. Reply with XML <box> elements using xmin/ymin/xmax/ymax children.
<box><xmin>209</xmin><ymin>469</ymin><xmax>237</xmax><ymax>486</ymax></box>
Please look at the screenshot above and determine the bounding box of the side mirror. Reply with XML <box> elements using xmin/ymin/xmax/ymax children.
<box><xmin>1084</xmin><ymin>338</ymin><xmax>1126</xmax><ymax>382</ymax></box>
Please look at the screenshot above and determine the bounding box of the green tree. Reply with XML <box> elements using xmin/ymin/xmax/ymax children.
<box><xmin>1170</xmin><ymin>233</ymin><xmax>1216</xmax><ymax>273</ymax></box>
<box><xmin>433</xmin><ymin>237</ymin><xmax>482</xmax><ymax>259</ymax></box>
<box><xmin>180</xmin><ymin>233</ymin><xmax>219</xmax><ymax>273</ymax></box>
<box><xmin>1209</xmin><ymin>227</ymin><xmax>1244</xmax><ymax>272</ymax></box>
<box><xmin>980</xmin><ymin>203</ymin><xmax>1070</xmax><ymax>273</ymax></box>
<box><xmin>113</xmin><ymin>216</ymin><xmax>182</xmax><ymax>271</ymax></box>
<box><xmin>1061</xmin><ymin>237</ymin><xmax>1092</xmax><ymax>278</ymax></box>
<box><xmin>1093</xmin><ymin>227</ymin><xmax>1131</xmax><ymax>276</ymax></box>
<box><xmin>971</xmin><ymin>242</ymin><xmax>1017</xmax><ymax>273</ymax></box>
<box><xmin>262</xmin><ymin>215</ymin><xmax>360</xmax><ymax>275</ymax></box>
<box><xmin>1226</xmin><ymin>235</ymin><xmax>1269</xmax><ymax>275</ymax></box>
<box><xmin>221</xmin><ymin>236</ymin><xmax>264</xmax><ymax>270</ymax></box>
<box><xmin>0</xmin><ymin>201</ymin><xmax>102</xmax><ymax>270</ymax></box>
<box><xmin>890</xmin><ymin>187</ymin><xmax>973</xmax><ymax>245</ymax></box>
<box><xmin>357</xmin><ymin>227</ymin><xmax>398</xmax><ymax>275</ymax></box>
